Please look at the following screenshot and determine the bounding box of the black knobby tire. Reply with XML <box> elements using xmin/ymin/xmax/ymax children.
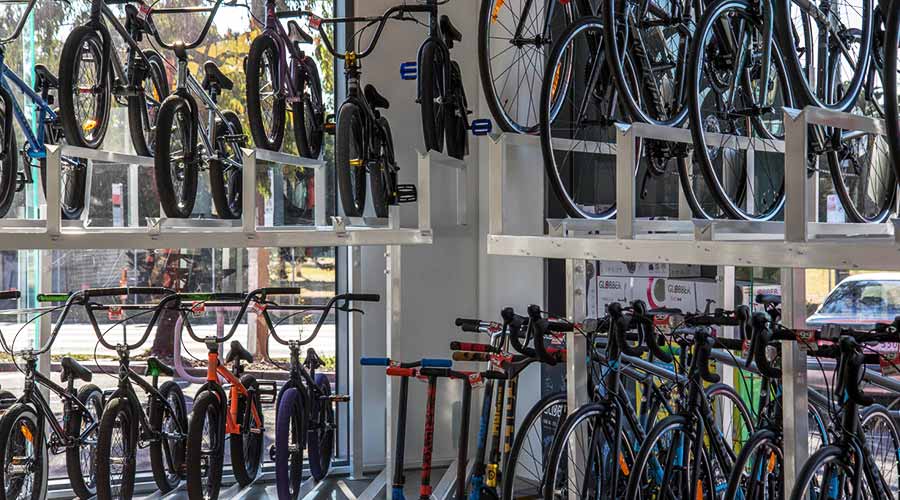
<box><xmin>294</xmin><ymin>57</ymin><xmax>325</xmax><ymax>159</ymax></box>
<box><xmin>0</xmin><ymin>91</ymin><xmax>18</xmax><ymax>219</ymax></box>
<box><xmin>419</xmin><ymin>38</ymin><xmax>446</xmax><ymax>152</ymax></box>
<box><xmin>0</xmin><ymin>404</ymin><xmax>48</xmax><ymax>500</ymax></box>
<box><xmin>186</xmin><ymin>391</ymin><xmax>225</xmax><ymax>500</ymax></box>
<box><xmin>58</xmin><ymin>25</ymin><xmax>111</xmax><ymax>149</ymax></box>
<box><xmin>209</xmin><ymin>110</ymin><xmax>244</xmax><ymax>220</ymax></box>
<box><xmin>308</xmin><ymin>373</ymin><xmax>335</xmax><ymax>481</ymax></box>
<box><xmin>127</xmin><ymin>50</ymin><xmax>169</xmax><ymax>158</ymax></box>
<box><xmin>788</xmin><ymin>445</ymin><xmax>852</xmax><ymax>500</ymax></box>
<box><xmin>231</xmin><ymin>375</ymin><xmax>264</xmax><ymax>486</ymax></box>
<box><xmin>335</xmin><ymin>102</ymin><xmax>367</xmax><ymax>217</ymax></box>
<box><xmin>96</xmin><ymin>398</ymin><xmax>138</xmax><ymax>500</ymax></box>
<box><xmin>444</xmin><ymin>60</ymin><xmax>468</xmax><ymax>160</ymax></box>
<box><xmin>275</xmin><ymin>386</ymin><xmax>305</xmax><ymax>500</ymax></box>
<box><xmin>65</xmin><ymin>384</ymin><xmax>104</xmax><ymax>499</ymax></box>
<box><xmin>40</xmin><ymin>110</ymin><xmax>87</xmax><ymax>221</ymax></box>
<box><xmin>149</xmin><ymin>380</ymin><xmax>188</xmax><ymax>494</ymax></box>
<box><xmin>370</xmin><ymin>117</ymin><xmax>396</xmax><ymax>218</ymax></box>
<box><xmin>501</xmin><ymin>392</ymin><xmax>566</xmax><ymax>500</ymax></box>
<box><xmin>247</xmin><ymin>35</ymin><xmax>287</xmax><ymax>151</ymax></box>
<box><xmin>155</xmin><ymin>95</ymin><xmax>199</xmax><ymax>218</ymax></box>
<box><xmin>724</xmin><ymin>428</ymin><xmax>781</xmax><ymax>500</ymax></box>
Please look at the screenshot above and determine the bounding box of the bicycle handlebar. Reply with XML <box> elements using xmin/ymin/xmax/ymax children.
<box><xmin>84</xmin><ymin>288</ymin><xmax>177</xmax><ymax>352</ymax></box>
<box><xmin>146</xmin><ymin>0</ymin><xmax>230</xmax><ymax>52</ymax></box>
<box><xmin>0</xmin><ymin>0</ymin><xmax>38</xmax><ymax>45</ymax></box>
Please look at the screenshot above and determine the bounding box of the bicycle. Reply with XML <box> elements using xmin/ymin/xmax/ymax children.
<box><xmin>80</xmin><ymin>287</ymin><xmax>188</xmax><ymax>500</ymax></box>
<box><xmin>0</xmin><ymin>0</ymin><xmax>88</xmax><ymax>219</ymax></box>
<box><xmin>306</xmin><ymin>7</ymin><xmax>418</xmax><ymax>217</ymax></box>
<box><xmin>0</xmin><ymin>291</ymin><xmax>104</xmax><ymax>500</ymax></box>
<box><xmin>234</xmin><ymin>290</ymin><xmax>380</xmax><ymax>498</ymax></box>
<box><xmin>149</xmin><ymin>0</ymin><xmax>248</xmax><ymax>219</ymax></box>
<box><xmin>245</xmin><ymin>0</ymin><xmax>325</xmax><ymax>158</ymax></box>
<box><xmin>175</xmin><ymin>292</ymin><xmax>271</xmax><ymax>500</ymax></box>
<box><xmin>790</xmin><ymin>321</ymin><xmax>900</xmax><ymax>500</ymax></box>
<box><xmin>58</xmin><ymin>0</ymin><xmax>169</xmax><ymax>154</ymax></box>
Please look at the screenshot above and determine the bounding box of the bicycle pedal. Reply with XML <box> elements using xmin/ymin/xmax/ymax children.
<box><xmin>269</xmin><ymin>444</ymin><xmax>277</xmax><ymax>462</ymax></box>
<box><xmin>325</xmin><ymin>395</ymin><xmax>350</xmax><ymax>403</ymax></box>
<box><xmin>257</xmin><ymin>381</ymin><xmax>278</xmax><ymax>405</ymax></box>
<box><xmin>324</xmin><ymin>121</ymin><xmax>336</xmax><ymax>135</ymax></box>
<box><xmin>396</xmin><ymin>184</ymin><xmax>417</xmax><ymax>203</ymax></box>
<box><xmin>400</xmin><ymin>61</ymin><xmax>417</xmax><ymax>80</ymax></box>
<box><xmin>470</xmin><ymin>119</ymin><xmax>493</xmax><ymax>136</ymax></box>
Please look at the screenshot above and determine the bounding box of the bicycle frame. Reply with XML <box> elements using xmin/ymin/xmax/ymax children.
<box><xmin>0</xmin><ymin>51</ymin><xmax>55</xmax><ymax>166</ymax></box>
<box><xmin>262</xmin><ymin>1</ymin><xmax>312</xmax><ymax>102</ymax></box>
<box><xmin>200</xmin><ymin>348</ymin><xmax>262</xmax><ymax>435</ymax></box>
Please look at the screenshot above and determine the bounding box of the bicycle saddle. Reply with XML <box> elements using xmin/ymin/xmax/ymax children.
<box><xmin>364</xmin><ymin>84</ymin><xmax>390</xmax><ymax>110</ymax></box>
<box><xmin>226</xmin><ymin>341</ymin><xmax>254</xmax><ymax>365</ymax></box>
<box><xmin>147</xmin><ymin>356</ymin><xmax>175</xmax><ymax>377</ymax></box>
<box><xmin>288</xmin><ymin>20</ymin><xmax>314</xmax><ymax>45</ymax></box>
<box><xmin>202</xmin><ymin>61</ymin><xmax>234</xmax><ymax>92</ymax></box>
<box><xmin>34</xmin><ymin>65</ymin><xmax>58</xmax><ymax>89</ymax></box>
<box><xmin>61</xmin><ymin>357</ymin><xmax>92</xmax><ymax>384</ymax></box>
<box><xmin>440</xmin><ymin>15</ymin><xmax>462</xmax><ymax>48</ymax></box>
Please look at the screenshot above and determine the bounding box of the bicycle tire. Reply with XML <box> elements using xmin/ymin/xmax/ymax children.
<box><xmin>419</xmin><ymin>38</ymin><xmax>446</xmax><ymax>152</ymax></box>
<box><xmin>886</xmin><ymin>2</ymin><xmax>900</xmax><ymax>182</ymax></box>
<box><xmin>0</xmin><ymin>93</ymin><xmax>17</xmax><ymax>219</ymax></box>
<box><xmin>65</xmin><ymin>384</ymin><xmax>104</xmax><ymax>499</ymax></box>
<box><xmin>96</xmin><ymin>398</ymin><xmax>138</xmax><ymax>500</ymax></box>
<box><xmin>58</xmin><ymin>25</ymin><xmax>111</xmax><ymax>149</ymax></box>
<box><xmin>149</xmin><ymin>380</ymin><xmax>187</xmax><ymax>494</ymax></box>
<box><xmin>501</xmin><ymin>391</ymin><xmax>566</xmax><ymax>500</ymax></box>
<box><xmin>789</xmin><ymin>445</ymin><xmax>854</xmax><ymax>500</ymax></box>
<box><xmin>293</xmin><ymin>57</ymin><xmax>325</xmax><ymax>159</ymax></box>
<box><xmin>705</xmin><ymin>382</ymin><xmax>754</xmax><ymax>449</ymax></box>
<box><xmin>861</xmin><ymin>404</ymin><xmax>900</xmax><ymax>497</ymax></box>
<box><xmin>40</xmin><ymin>115</ymin><xmax>87</xmax><ymax>221</ymax></box>
<box><xmin>308</xmin><ymin>373</ymin><xmax>335</xmax><ymax>481</ymax></box>
<box><xmin>155</xmin><ymin>94</ymin><xmax>199</xmax><ymax>218</ymax></box>
<box><xmin>478</xmin><ymin>0</ymin><xmax>574</xmax><ymax>134</ymax></box>
<box><xmin>724</xmin><ymin>428</ymin><xmax>781</xmax><ymax>500</ymax></box>
<box><xmin>275</xmin><ymin>386</ymin><xmax>306</xmax><ymax>500</ymax></box>
<box><xmin>0</xmin><ymin>404</ymin><xmax>48</xmax><ymax>500</ymax></box>
<box><xmin>186</xmin><ymin>391</ymin><xmax>225</xmax><ymax>500</ymax></box>
<box><xmin>209</xmin><ymin>110</ymin><xmax>244</xmax><ymax>220</ymax></box>
<box><xmin>127</xmin><ymin>50</ymin><xmax>169</xmax><ymax>157</ymax></box>
<box><xmin>335</xmin><ymin>102</ymin><xmax>367</xmax><ymax>217</ymax></box>
<box><xmin>231</xmin><ymin>374</ymin><xmax>264</xmax><ymax>486</ymax></box>
<box><xmin>370</xmin><ymin>116</ymin><xmax>394</xmax><ymax>218</ymax></box>
<box><xmin>246</xmin><ymin>34</ymin><xmax>287</xmax><ymax>151</ymax></box>
<box><xmin>445</xmin><ymin>60</ymin><xmax>468</xmax><ymax>160</ymax></box>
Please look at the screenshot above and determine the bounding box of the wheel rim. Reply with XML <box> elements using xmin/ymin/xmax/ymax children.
<box><xmin>304</xmin><ymin>97</ymin><xmax>322</xmax><ymax>157</ymax></box>
<box><xmin>163</xmin><ymin>392</ymin><xmax>182</xmax><ymax>483</ymax></box>
<box><xmin>217</xmin><ymin>120</ymin><xmax>243</xmax><ymax>216</ymax></box>
<box><xmin>72</xmin><ymin>35</ymin><xmax>107</xmax><ymax>146</ymax></box>
<box><xmin>4</xmin><ymin>415</ymin><xmax>38</xmax><ymax>499</ymax></box>
<box><xmin>347</xmin><ymin>111</ymin><xmax>365</xmax><ymax>214</ymax></box>
<box><xmin>142</xmin><ymin>62</ymin><xmax>165</xmax><ymax>154</ymax></box>
<box><xmin>259</xmin><ymin>46</ymin><xmax>282</xmax><ymax>143</ymax></box>
<box><xmin>200</xmin><ymin>404</ymin><xmax>220</xmax><ymax>498</ymax></box>
<box><xmin>733</xmin><ymin>435</ymin><xmax>783</xmax><ymax>500</ymax></box>
<box><xmin>505</xmin><ymin>398</ymin><xmax>565</xmax><ymax>499</ymax></box>
<box><xmin>168</xmin><ymin>104</ymin><xmax>193</xmax><ymax>216</ymax></box>
<box><xmin>862</xmin><ymin>410</ymin><xmax>900</xmax><ymax>498</ymax></box>
<box><xmin>289</xmin><ymin>411</ymin><xmax>303</xmax><ymax>496</ymax></box>
<box><xmin>796</xmin><ymin>453</ymin><xmax>859</xmax><ymax>500</ymax></box>
<box><xmin>81</xmin><ymin>398</ymin><xmax>101</xmax><ymax>490</ymax></box>
<box><xmin>109</xmin><ymin>409</ymin><xmax>131</xmax><ymax>496</ymax></box>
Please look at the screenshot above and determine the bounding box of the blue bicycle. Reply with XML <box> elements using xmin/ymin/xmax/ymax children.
<box><xmin>0</xmin><ymin>0</ymin><xmax>87</xmax><ymax>219</ymax></box>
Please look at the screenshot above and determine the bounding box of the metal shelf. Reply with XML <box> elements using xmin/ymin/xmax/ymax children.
<box><xmin>485</xmin><ymin>105</ymin><xmax>895</xmax><ymax>495</ymax></box>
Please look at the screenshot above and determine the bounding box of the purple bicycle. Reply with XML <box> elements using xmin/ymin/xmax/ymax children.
<box><xmin>245</xmin><ymin>0</ymin><xmax>325</xmax><ymax>158</ymax></box>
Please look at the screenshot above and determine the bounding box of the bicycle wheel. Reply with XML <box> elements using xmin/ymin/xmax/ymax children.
<box><xmin>0</xmin><ymin>92</ymin><xmax>17</xmax><ymax>219</ymax></box>
<box><xmin>539</xmin><ymin>17</ymin><xmax>632</xmax><ymax>219</ymax></box>
<box><xmin>275</xmin><ymin>387</ymin><xmax>305</xmax><ymax>500</ymax></box>
<box><xmin>293</xmin><ymin>57</ymin><xmax>325</xmax><ymax>160</ymax></box>
<box><xmin>706</xmin><ymin>383</ymin><xmax>754</xmax><ymax>453</ymax></box>
<box><xmin>58</xmin><ymin>25</ymin><xmax>111</xmax><ymax>149</ymax></box>
<box><xmin>603</xmin><ymin>0</ymin><xmax>694</xmax><ymax>126</ymax></box>
<box><xmin>155</xmin><ymin>95</ymin><xmax>199</xmax><ymax>218</ymax></box>
<box><xmin>542</xmin><ymin>402</ymin><xmax>635</xmax><ymax>500</ymax></box>
<box><xmin>209</xmin><ymin>110</ymin><xmax>244</xmax><ymax>220</ymax></box>
<box><xmin>149</xmin><ymin>380</ymin><xmax>187</xmax><ymax>494</ymax></box>
<box><xmin>861</xmin><ymin>405</ymin><xmax>899</xmax><ymax>499</ymax></box>
<box><xmin>308</xmin><ymin>373</ymin><xmax>335</xmax><ymax>481</ymax></box>
<box><xmin>370</xmin><ymin>117</ymin><xmax>395</xmax><ymax>218</ymax></box>
<box><xmin>335</xmin><ymin>102</ymin><xmax>367</xmax><ymax>217</ymax></box>
<box><xmin>886</xmin><ymin>1</ymin><xmax>900</xmax><ymax>181</ymax></box>
<box><xmin>186</xmin><ymin>391</ymin><xmax>225</xmax><ymax>500</ymax></box>
<box><xmin>626</xmin><ymin>415</ymin><xmax>717</xmax><ymax>500</ymax></box>
<box><xmin>501</xmin><ymin>392</ymin><xmax>566</xmax><ymax>500</ymax></box>
<box><xmin>246</xmin><ymin>34</ymin><xmax>286</xmax><ymax>151</ymax></box>
<box><xmin>724</xmin><ymin>428</ymin><xmax>782</xmax><ymax>500</ymax></box>
<box><xmin>96</xmin><ymin>398</ymin><xmax>138</xmax><ymax>500</ymax></box>
<box><xmin>41</xmin><ymin>114</ymin><xmax>87</xmax><ymax>221</ymax></box>
<box><xmin>420</xmin><ymin>38</ymin><xmax>446</xmax><ymax>153</ymax></box>
<box><xmin>775</xmin><ymin>0</ymin><xmax>873</xmax><ymax>112</ymax></box>
<box><xmin>65</xmin><ymin>384</ymin><xmax>103</xmax><ymax>499</ymax></box>
<box><xmin>479</xmin><ymin>0</ymin><xmax>574</xmax><ymax>133</ymax></box>
<box><xmin>127</xmin><ymin>50</ymin><xmax>169</xmax><ymax>157</ymax></box>
<box><xmin>688</xmin><ymin>0</ymin><xmax>793</xmax><ymax>221</ymax></box>
<box><xmin>789</xmin><ymin>445</ymin><xmax>858</xmax><ymax>500</ymax></box>
<box><xmin>0</xmin><ymin>404</ymin><xmax>48</xmax><ymax>500</ymax></box>
<box><xmin>445</xmin><ymin>60</ymin><xmax>468</xmax><ymax>160</ymax></box>
<box><xmin>231</xmin><ymin>375</ymin><xmax>264</xmax><ymax>486</ymax></box>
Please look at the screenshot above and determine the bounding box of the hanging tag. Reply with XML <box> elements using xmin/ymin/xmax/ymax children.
<box><xmin>108</xmin><ymin>305</ymin><xmax>124</xmax><ymax>321</ymax></box>
<box><xmin>308</xmin><ymin>14</ymin><xmax>323</xmax><ymax>29</ymax></box>
<box><xmin>191</xmin><ymin>302</ymin><xmax>207</xmax><ymax>318</ymax></box>
<box><xmin>250</xmin><ymin>302</ymin><xmax>267</xmax><ymax>315</ymax></box>
<box><xmin>468</xmin><ymin>373</ymin><xmax>484</xmax><ymax>388</ymax></box>
<box><xmin>880</xmin><ymin>347</ymin><xmax>900</xmax><ymax>377</ymax></box>
<box><xmin>742</xmin><ymin>338</ymin><xmax>751</xmax><ymax>359</ymax></box>
<box><xmin>138</xmin><ymin>4</ymin><xmax>151</xmax><ymax>20</ymax></box>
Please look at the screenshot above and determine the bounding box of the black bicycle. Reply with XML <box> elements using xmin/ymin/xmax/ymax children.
<box><xmin>0</xmin><ymin>291</ymin><xmax>104</xmax><ymax>500</ymax></box>
<box><xmin>58</xmin><ymin>0</ymin><xmax>169</xmax><ymax>154</ymax></box>
<box><xmin>83</xmin><ymin>288</ymin><xmax>188</xmax><ymax>500</ymax></box>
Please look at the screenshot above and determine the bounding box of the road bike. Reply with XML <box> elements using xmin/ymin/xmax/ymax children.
<box><xmin>148</xmin><ymin>0</ymin><xmax>248</xmax><ymax>219</ymax></box>
<box><xmin>58</xmin><ymin>0</ymin><xmax>169</xmax><ymax>154</ymax></box>
<box><xmin>0</xmin><ymin>0</ymin><xmax>87</xmax><ymax>219</ymax></box>
<box><xmin>306</xmin><ymin>7</ymin><xmax>418</xmax><ymax>217</ymax></box>
<box><xmin>0</xmin><ymin>291</ymin><xmax>104</xmax><ymax>500</ymax></box>
<box><xmin>245</xmin><ymin>0</ymin><xmax>325</xmax><ymax>158</ymax></box>
<box><xmin>233</xmin><ymin>290</ymin><xmax>380</xmax><ymax>498</ymax></box>
<box><xmin>79</xmin><ymin>287</ymin><xmax>188</xmax><ymax>500</ymax></box>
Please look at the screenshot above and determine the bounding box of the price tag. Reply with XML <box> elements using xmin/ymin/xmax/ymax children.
<box><xmin>191</xmin><ymin>302</ymin><xmax>206</xmax><ymax>317</ymax></box>
<box><xmin>468</xmin><ymin>373</ymin><xmax>484</xmax><ymax>388</ymax></box>
<box><xmin>108</xmin><ymin>305</ymin><xmax>124</xmax><ymax>321</ymax></box>
<box><xmin>880</xmin><ymin>349</ymin><xmax>900</xmax><ymax>377</ymax></box>
<box><xmin>742</xmin><ymin>338</ymin><xmax>751</xmax><ymax>359</ymax></box>
<box><xmin>308</xmin><ymin>14</ymin><xmax>323</xmax><ymax>29</ymax></box>
<box><xmin>250</xmin><ymin>302</ymin><xmax>267</xmax><ymax>314</ymax></box>
<box><xmin>138</xmin><ymin>4</ymin><xmax>151</xmax><ymax>20</ymax></box>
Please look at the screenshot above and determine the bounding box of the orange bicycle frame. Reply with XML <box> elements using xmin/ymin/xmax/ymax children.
<box><xmin>207</xmin><ymin>350</ymin><xmax>263</xmax><ymax>435</ymax></box>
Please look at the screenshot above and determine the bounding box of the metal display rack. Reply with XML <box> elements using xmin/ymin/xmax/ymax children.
<box><xmin>8</xmin><ymin>145</ymin><xmax>468</xmax><ymax>499</ymax></box>
<box><xmin>486</xmin><ymin>106</ymin><xmax>900</xmax><ymax>495</ymax></box>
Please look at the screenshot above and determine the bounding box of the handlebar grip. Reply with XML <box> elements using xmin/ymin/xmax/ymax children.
<box><xmin>461</xmin><ymin>324</ymin><xmax>482</xmax><ymax>333</ymax></box>
<box><xmin>648</xmin><ymin>307</ymin><xmax>683</xmax><ymax>315</ymax></box>
<box><xmin>386</xmin><ymin>366</ymin><xmax>415</xmax><ymax>377</ymax></box>
<box><xmin>546</xmin><ymin>320</ymin><xmax>573</xmax><ymax>333</ymax></box>
<box><xmin>634</xmin><ymin>300</ymin><xmax>674</xmax><ymax>363</ymax></box>
<box><xmin>713</xmin><ymin>337</ymin><xmax>745</xmax><ymax>351</ymax></box>
<box><xmin>688</xmin><ymin>316</ymin><xmax>740</xmax><ymax>327</ymax></box>
<box><xmin>615</xmin><ymin>315</ymin><xmax>644</xmax><ymax>358</ymax></box>
<box><xmin>696</xmin><ymin>334</ymin><xmax>721</xmax><ymax>384</ymax></box>
<box><xmin>344</xmin><ymin>293</ymin><xmax>381</xmax><ymax>302</ymax></box>
<box><xmin>455</xmin><ymin>318</ymin><xmax>480</xmax><ymax>327</ymax></box>
<box><xmin>360</xmin><ymin>357</ymin><xmax>390</xmax><ymax>366</ymax></box>
<box><xmin>450</xmin><ymin>342</ymin><xmax>498</xmax><ymax>353</ymax></box>
<box><xmin>37</xmin><ymin>292</ymin><xmax>70</xmax><ymax>303</ymax></box>
<box><xmin>0</xmin><ymin>290</ymin><xmax>19</xmax><ymax>301</ymax></box>
<box><xmin>420</xmin><ymin>358</ymin><xmax>452</xmax><ymax>368</ymax></box>
<box><xmin>257</xmin><ymin>287</ymin><xmax>304</xmax><ymax>296</ymax></box>
<box><xmin>480</xmin><ymin>370</ymin><xmax>507</xmax><ymax>380</ymax></box>
<box><xmin>83</xmin><ymin>287</ymin><xmax>172</xmax><ymax>298</ymax></box>
<box><xmin>453</xmin><ymin>352</ymin><xmax>491</xmax><ymax>362</ymax></box>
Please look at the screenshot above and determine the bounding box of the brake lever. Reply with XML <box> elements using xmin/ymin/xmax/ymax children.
<box><xmin>338</xmin><ymin>303</ymin><xmax>364</xmax><ymax>315</ymax></box>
